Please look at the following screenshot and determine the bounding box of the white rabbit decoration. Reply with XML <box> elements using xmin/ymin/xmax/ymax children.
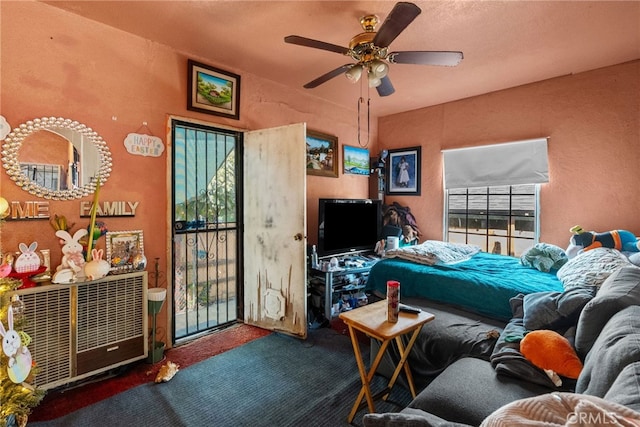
<box><xmin>55</xmin><ymin>229</ymin><xmax>88</xmax><ymax>273</ymax></box>
<box><xmin>14</xmin><ymin>242</ymin><xmax>41</xmax><ymax>273</ymax></box>
<box><xmin>0</xmin><ymin>306</ymin><xmax>32</xmax><ymax>383</ymax></box>
<box><xmin>52</xmin><ymin>229</ymin><xmax>88</xmax><ymax>283</ymax></box>
<box><xmin>84</xmin><ymin>248</ymin><xmax>110</xmax><ymax>281</ymax></box>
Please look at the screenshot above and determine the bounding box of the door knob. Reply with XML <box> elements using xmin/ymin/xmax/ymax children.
<box><xmin>294</xmin><ymin>233</ymin><xmax>303</xmax><ymax>241</ymax></box>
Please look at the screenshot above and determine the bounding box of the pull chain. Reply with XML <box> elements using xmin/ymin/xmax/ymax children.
<box><xmin>357</xmin><ymin>85</ymin><xmax>370</xmax><ymax>147</ymax></box>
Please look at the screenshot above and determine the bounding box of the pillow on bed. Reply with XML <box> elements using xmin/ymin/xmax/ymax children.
<box><xmin>520</xmin><ymin>243</ymin><xmax>568</xmax><ymax>272</ymax></box>
<box><xmin>556</xmin><ymin>248</ymin><xmax>630</xmax><ymax>290</ymax></box>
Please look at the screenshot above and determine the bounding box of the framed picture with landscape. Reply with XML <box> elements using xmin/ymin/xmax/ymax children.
<box><xmin>386</xmin><ymin>146</ymin><xmax>421</xmax><ymax>195</ymax></box>
<box><xmin>306</xmin><ymin>129</ymin><xmax>338</xmax><ymax>178</ymax></box>
<box><xmin>188</xmin><ymin>59</ymin><xmax>240</xmax><ymax>120</ymax></box>
<box><xmin>343</xmin><ymin>145</ymin><xmax>370</xmax><ymax>176</ymax></box>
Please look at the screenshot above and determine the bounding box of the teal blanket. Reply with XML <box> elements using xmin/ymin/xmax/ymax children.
<box><xmin>366</xmin><ymin>251</ymin><xmax>563</xmax><ymax>321</ymax></box>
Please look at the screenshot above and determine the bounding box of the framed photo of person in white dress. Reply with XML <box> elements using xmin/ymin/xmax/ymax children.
<box><xmin>386</xmin><ymin>146</ymin><xmax>421</xmax><ymax>195</ymax></box>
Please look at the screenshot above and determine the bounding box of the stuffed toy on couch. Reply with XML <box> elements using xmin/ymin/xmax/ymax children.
<box><xmin>569</xmin><ymin>225</ymin><xmax>640</xmax><ymax>254</ymax></box>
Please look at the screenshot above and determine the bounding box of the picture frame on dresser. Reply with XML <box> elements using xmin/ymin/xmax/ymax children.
<box><xmin>106</xmin><ymin>230</ymin><xmax>144</xmax><ymax>272</ymax></box>
<box><xmin>386</xmin><ymin>146</ymin><xmax>421</xmax><ymax>195</ymax></box>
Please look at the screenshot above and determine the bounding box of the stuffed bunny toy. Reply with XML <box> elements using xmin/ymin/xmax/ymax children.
<box><xmin>1</xmin><ymin>306</ymin><xmax>32</xmax><ymax>383</ymax></box>
<box><xmin>55</xmin><ymin>229</ymin><xmax>88</xmax><ymax>273</ymax></box>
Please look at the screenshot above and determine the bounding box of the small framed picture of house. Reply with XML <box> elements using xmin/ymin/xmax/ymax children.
<box><xmin>306</xmin><ymin>129</ymin><xmax>338</xmax><ymax>178</ymax></box>
<box><xmin>343</xmin><ymin>145</ymin><xmax>370</xmax><ymax>176</ymax></box>
<box><xmin>188</xmin><ymin>59</ymin><xmax>240</xmax><ymax>120</ymax></box>
<box><xmin>386</xmin><ymin>146</ymin><xmax>421</xmax><ymax>195</ymax></box>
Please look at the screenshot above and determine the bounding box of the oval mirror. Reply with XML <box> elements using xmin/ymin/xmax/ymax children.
<box><xmin>1</xmin><ymin>117</ymin><xmax>112</xmax><ymax>200</ymax></box>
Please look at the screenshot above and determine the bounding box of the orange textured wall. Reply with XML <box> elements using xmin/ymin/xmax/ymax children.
<box><xmin>379</xmin><ymin>61</ymin><xmax>640</xmax><ymax>248</ymax></box>
<box><xmin>0</xmin><ymin>1</ymin><xmax>376</xmax><ymax>260</ymax></box>
<box><xmin>0</xmin><ymin>2</ymin><xmax>376</xmax><ymax>342</ymax></box>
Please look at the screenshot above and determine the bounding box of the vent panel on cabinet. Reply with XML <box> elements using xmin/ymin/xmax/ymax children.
<box><xmin>13</xmin><ymin>271</ymin><xmax>147</xmax><ymax>389</ymax></box>
<box><xmin>76</xmin><ymin>273</ymin><xmax>145</xmax><ymax>353</ymax></box>
<box><xmin>14</xmin><ymin>286</ymin><xmax>72</xmax><ymax>389</ymax></box>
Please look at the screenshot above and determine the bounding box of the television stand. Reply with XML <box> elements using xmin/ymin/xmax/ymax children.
<box><xmin>308</xmin><ymin>253</ymin><xmax>380</xmax><ymax>321</ymax></box>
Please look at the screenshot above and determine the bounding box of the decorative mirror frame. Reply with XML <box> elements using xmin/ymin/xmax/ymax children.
<box><xmin>1</xmin><ymin>117</ymin><xmax>113</xmax><ymax>200</ymax></box>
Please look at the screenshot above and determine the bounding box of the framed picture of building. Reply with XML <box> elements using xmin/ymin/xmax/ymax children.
<box><xmin>306</xmin><ymin>129</ymin><xmax>338</xmax><ymax>178</ymax></box>
<box><xmin>188</xmin><ymin>59</ymin><xmax>240</xmax><ymax>120</ymax></box>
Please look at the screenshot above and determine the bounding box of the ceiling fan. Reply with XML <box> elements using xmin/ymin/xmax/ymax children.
<box><xmin>284</xmin><ymin>2</ymin><xmax>463</xmax><ymax>97</ymax></box>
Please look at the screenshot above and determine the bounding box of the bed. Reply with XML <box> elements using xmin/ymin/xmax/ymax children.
<box><xmin>366</xmin><ymin>240</ymin><xmax>564</xmax><ymax>322</ymax></box>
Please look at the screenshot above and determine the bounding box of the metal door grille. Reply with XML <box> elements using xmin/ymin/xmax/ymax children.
<box><xmin>171</xmin><ymin>120</ymin><xmax>240</xmax><ymax>341</ymax></box>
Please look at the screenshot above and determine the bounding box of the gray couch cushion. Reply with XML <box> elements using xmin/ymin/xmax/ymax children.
<box><xmin>604</xmin><ymin>361</ymin><xmax>640</xmax><ymax>412</ymax></box>
<box><xmin>363</xmin><ymin>408</ymin><xmax>471</xmax><ymax>427</ymax></box>
<box><xmin>574</xmin><ymin>265</ymin><xmax>640</xmax><ymax>357</ymax></box>
<box><xmin>408</xmin><ymin>357</ymin><xmax>550</xmax><ymax>426</ymax></box>
<box><xmin>373</xmin><ymin>298</ymin><xmax>504</xmax><ymax>391</ymax></box>
<box><xmin>576</xmin><ymin>305</ymin><xmax>640</xmax><ymax>397</ymax></box>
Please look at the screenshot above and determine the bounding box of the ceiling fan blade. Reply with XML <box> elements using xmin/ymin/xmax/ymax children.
<box><xmin>376</xmin><ymin>76</ymin><xmax>395</xmax><ymax>97</ymax></box>
<box><xmin>372</xmin><ymin>2</ymin><xmax>422</xmax><ymax>48</ymax></box>
<box><xmin>284</xmin><ymin>35</ymin><xmax>350</xmax><ymax>55</ymax></box>
<box><xmin>388</xmin><ymin>51</ymin><xmax>464</xmax><ymax>66</ymax></box>
<box><xmin>303</xmin><ymin>64</ymin><xmax>353</xmax><ymax>89</ymax></box>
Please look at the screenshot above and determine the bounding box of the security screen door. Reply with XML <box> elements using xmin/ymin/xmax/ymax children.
<box><xmin>172</xmin><ymin>120</ymin><xmax>241</xmax><ymax>341</ymax></box>
<box><xmin>172</xmin><ymin>120</ymin><xmax>307</xmax><ymax>341</ymax></box>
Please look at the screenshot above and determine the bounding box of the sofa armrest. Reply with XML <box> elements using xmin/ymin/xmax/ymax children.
<box><xmin>363</xmin><ymin>408</ymin><xmax>472</xmax><ymax>427</ymax></box>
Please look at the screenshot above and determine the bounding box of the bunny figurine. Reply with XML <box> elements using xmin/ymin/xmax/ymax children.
<box><xmin>84</xmin><ymin>248</ymin><xmax>110</xmax><ymax>281</ymax></box>
<box><xmin>14</xmin><ymin>242</ymin><xmax>41</xmax><ymax>273</ymax></box>
<box><xmin>55</xmin><ymin>229</ymin><xmax>88</xmax><ymax>277</ymax></box>
<box><xmin>0</xmin><ymin>306</ymin><xmax>32</xmax><ymax>383</ymax></box>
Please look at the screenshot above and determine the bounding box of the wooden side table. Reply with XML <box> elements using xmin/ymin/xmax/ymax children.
<box><xmin>339</xmin><ymin>300</ymin><xmax>435</xmax><ymax>422</ymax></box>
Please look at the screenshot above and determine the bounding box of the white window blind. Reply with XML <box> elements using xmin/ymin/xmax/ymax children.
<box><xmin>442</xmin><ymin>138</ymin><xmax>549</xmax><ymax>189</ymax></box>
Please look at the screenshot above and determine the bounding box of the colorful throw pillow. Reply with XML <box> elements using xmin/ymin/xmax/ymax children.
<box><xmin>520</xmin><ymin>330</ymin><xmax>583</xmax><ymax>379</ymax></box>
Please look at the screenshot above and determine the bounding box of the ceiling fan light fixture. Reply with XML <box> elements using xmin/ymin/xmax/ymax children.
<box><xmin>368</xmin><ymin>74</ymin><xmax>382</xmax><ymax>88</ymax></box>
<box><xmin>370</xmin><ymin>60</ymin><xmax>389</xmax><ymax>78</ymax></box>
<box><xmin>345</xmin><ymin>64</ymin><xmax>363</xmax><ymax>83</ymax></box>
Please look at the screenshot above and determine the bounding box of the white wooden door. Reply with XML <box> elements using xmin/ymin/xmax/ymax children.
<box><xmin>243</xmin><ymin>123</ymin><xmax>307</xmax><ymax>338</ymax></box>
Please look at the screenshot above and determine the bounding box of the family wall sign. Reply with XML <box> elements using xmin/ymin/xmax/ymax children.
<box><xmin>6</xmin><ymin>200</ymin><xmax>139</xmax><ymax>220</ymax></box>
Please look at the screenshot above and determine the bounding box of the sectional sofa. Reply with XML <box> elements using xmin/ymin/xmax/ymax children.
<box><xmin>363</xmin><ymin>248</ymin><xmax>640</xmax><ymax>426</ymax></box>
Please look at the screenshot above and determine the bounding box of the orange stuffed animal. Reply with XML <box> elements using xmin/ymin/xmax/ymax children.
<box><xmin>520</xmin><ymin>330</ymin><xmax>583</xmax><ymax>379</ymax></box>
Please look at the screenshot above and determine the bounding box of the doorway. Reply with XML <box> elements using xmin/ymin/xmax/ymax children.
<box><xmin>171</xmin><ymin>119</ymin><xmax>242</xmax><ymax>341</ymax></box>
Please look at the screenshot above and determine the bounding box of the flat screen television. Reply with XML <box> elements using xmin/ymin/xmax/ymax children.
<box><xmin>317</xmin><ymin>198</ymin><xmax>382</xmax><ymax>257</ymax></box>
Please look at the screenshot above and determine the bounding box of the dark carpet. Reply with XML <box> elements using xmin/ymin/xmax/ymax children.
<box><xmin>30</xmin><ymin>323</ymin><xmax>271</xmax><ymax>421</ymax></box>
<box><xmin>30</xmin><ymin>327</ymin><xmax>412</xmax><ymax>427</ymax></box>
